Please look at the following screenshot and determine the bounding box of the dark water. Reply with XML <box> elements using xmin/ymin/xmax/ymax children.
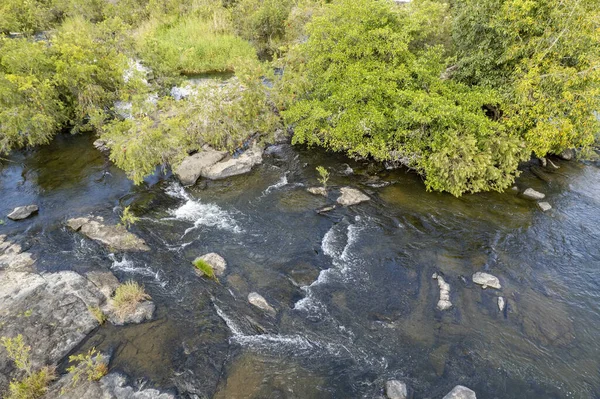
<box><xmin>1</xmin><ymin>134</ymin><xmax>599</xmax><ymax>399</ymax></box>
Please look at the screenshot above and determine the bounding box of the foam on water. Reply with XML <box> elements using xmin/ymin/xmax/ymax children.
<box><xmin>262</xmin><ymin>172</ymin><xmax>289</xmax><ymax>195</ymax></box>
<box><xmin>165</xmin><ymin>182</ymin><xmax>242</xmax><ymax>234</ymax></box>
<box><xmin>109</xmin><ymin>254</ymin><xmax>165</xmax><ymax>286</ymax></box>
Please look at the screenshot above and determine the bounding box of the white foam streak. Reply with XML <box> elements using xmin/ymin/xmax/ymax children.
<box><xmin>262</xmin><ymin>172</ymin><xmax>289</xmax><ymax>195</ymax></box>
<box><xmin>214</xmin><ymin>304</ymin><xmax>245</xmax><ymax>336</ymax></box>
<box><xmin>109</xmin><ymin>254</ymin><xmax>164</xmax><ymax>285</ymax></box>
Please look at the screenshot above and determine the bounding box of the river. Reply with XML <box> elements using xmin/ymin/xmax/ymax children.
<box><xmin>0</xmin><ymin>133</ymin><xmax>599</xmax><ymax>398</ymax></box>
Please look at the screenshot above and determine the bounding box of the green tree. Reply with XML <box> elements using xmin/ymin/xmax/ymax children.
<box><xmin>280</xmin><ymin>0</ymin><xmax>526</xmax><ymax>196</ymax></box>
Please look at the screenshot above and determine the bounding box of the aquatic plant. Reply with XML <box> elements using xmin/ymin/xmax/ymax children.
<box><xmin>1</xmin><ymin>335</ymin><xmax>56</xmax><ymax>399</ymax></box>
<box><xmin>193</xmin><ymin>258</ymin><xmax>216</xmax><ymax>280</ymax></box>
<box><xmin>316</xmin><ymin>166</ymin><xmax>330</xmax><ymax>188</ymax></box>
<box><xmin>112</xmin><ymin>281</ymin><xmax>151</xmax><ymax>320</ymax></box>
<box><xmin>120</xmin><ymin>206</ymin><xmax>139</xmax><ymax>229</ymax></box>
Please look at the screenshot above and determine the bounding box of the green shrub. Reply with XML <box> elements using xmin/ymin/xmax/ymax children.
<box><xmin>316</xmin><ymin>166</ymin><xmax>329</xmax><ymax>188</ymax></box>
<box><xmin>65</xmin><ymin>348</ymin><xmax>108</xmax><ymax>389</ymax></box>
<box><xmin>193</xmin><ymin>258</ymin><xmax>215</xmax><ymax>279</ymax></box>
<box><xmin>120</xmin><ymin>206</ymin><xmax>139</xmax><ymax>228</ymax></box>
<box><xmin>112</xmin><ymin>281</ymin><xmax>151</xmax><ymax>319</ymax></box>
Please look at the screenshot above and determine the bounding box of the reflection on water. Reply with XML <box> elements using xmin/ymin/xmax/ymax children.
<box><xmin>1</xmin><ymin>136</ymin><xmax>599</xmax><ymax>398</ymax></box>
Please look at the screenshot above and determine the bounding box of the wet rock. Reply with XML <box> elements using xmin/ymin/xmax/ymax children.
<box><xmin>472</xmin><ymin>272</ymin><xmax>501</xmax><ymax>289</ymax></box>
<box><xmin>433</xmin><ymin>272</ymin><xmax>452</xmax><ymax>310</ymax></box>
<box><xmin>67</xmin><ymin>216</ymin><xmax>150</xmax><ymax>252</ymax></box>
<box><xmin>93</xmin><ymin>139</ymin><xmax>111</xmax><ymax>154</ymax></box>
<box><xmin>174</xmin><ymin>148</ymin><xmax>227</xmax><ymax>186</ymax></box>
<box><xmin>517</xmin><ymin>289</ymin><xmax>575</xmax><ymax>346</ymax></box>
<box><xmin>307</xmin><ymin>187</ymin><xmax>327</xmax><ymax>196</ymax></box>
<box><xmin>498</xmin><ymin>297</ymin><xmax>506</xmax><ymax>312</ymax></box>
<box><xmin>557</xmin><ymin>149</ymin><xmax>575</xmax><ymax>161</ymax></box>
<box><xmin>195</xmin><ymin>252</ymin><xmax>227</xmax><ymax>277</ymax></box>
<box><xmin>106</xmin><ymin>301</ymin><xmax>155</xmax><ymax>326</ymax></box>
<box><xmin>0</xmin><ymin>235</ymin><xmax>35</xmax><ymax>271</ymax></box>
<box><xmin>521</xmin><ymin>188</ymin><xmax>545</xmax><ymax>200</ymax></box>
<box><xmin>248</xmin><ymin>292</ymin><xmax>276</xmax><ymax>316</ymax></box>
<box><xmin>7</xmin><ymin>205</ymin><xmax>38</xmax><ymax>220</ymax></box>
<box><xmin>273</xmin><ymin>128</ymin><xmax>292</xmax><ymax>144</ymax></box>
<box><xmin>316</xmin><ymin>205</ymin><xmax>336</xmax><ymax>214</ymax></box>
<box><xmin>538</xmin><ymin>202</ymin><xmax>552</xmax><ymax>212</ymax></box>
<box><xmin>443</xmin><ymin>385</ymin><xmax>477</xmax><ymax>399</ymax></box>
<box><xmin>336</xmin><ymin>187</ymin><xmax>370</xmax><ymax>206</ymax></box>
<box><xmin>546</xmin><ymin>158</ymin><xmax>560</xmax><ymax>170</ymax></box>
<box><xmin>86</xmin><ymin>270</ymin><xmax>120</xmax><ymax>300</ymax></box>
<box><xmin>385</xmin><ymin>379</ymin><xmax>408</xmax><ymax>399</ymax></box>
<box><xmin>201</xmin><ymin>144</ymin><xmax>263</xmax><ymax>180</ymax></box>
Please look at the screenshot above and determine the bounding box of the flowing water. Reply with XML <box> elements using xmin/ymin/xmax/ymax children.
<box><xmin>1</xmin><ymin>133</ymin><xmax>599</xmax><ymax>398</ymax></box>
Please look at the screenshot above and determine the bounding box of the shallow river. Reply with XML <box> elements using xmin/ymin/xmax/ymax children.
<box><xmin>1</xmin><ymin>134</ymin><xmax>599</xmax><ymax>398</ymax></box>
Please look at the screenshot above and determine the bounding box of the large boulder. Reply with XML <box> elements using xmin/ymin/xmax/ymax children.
<box><xmin>443</xmin><ymin>385</ymin><xmax>477</xmax><ymax>399</ymax></box>
<box><xmin>472</xmin><ymin>272</ymin><xmax>501</xmax><ymax>290</ymax></box>
<box><xmin>174</xmin><ymin>147</ymin><xmax>228</xmax><ymax>186</ymax></box>
<box><xmin>336</xmin><ymin>187</ymin><xmax>370</xmax><ymax>206</ymax></box>
<box><xmin>7</xmin><ymin>205</ymin><xmax>38</xmax><ymax>220</ymax></box>
<box><xmin>0</xmin><ymin>235</ymin><xmax>35</xmax><ymax>271</ymax></box>
<box><xmin>201</xmin><ymin>144</ymin><xmax>264</xmax><ymax>180</ymax></box>
<box><xmin>67</xmin><ymin>216</ymin><xmax>150</xmax><ymax>252</ymax></box>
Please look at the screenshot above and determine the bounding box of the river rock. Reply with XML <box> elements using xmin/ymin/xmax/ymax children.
<box><xmin>498</xmin><ymin>297</ymin><xmax>506</xmax><ymax>312</ymax></box>
<box><xmin>385</xmin><ymin>380</ymin><xmax>408</xmax><ymax>399</ymax></box>
<box><xmin>0</xmin><ymin>235</ymin><xmax>35</xmax><ymax>271</ymax></box>
<box><xmin>538</xmin><ymin>202</ymin><xmax>552</xmax><ymax>212</ymax></box>
<box><xmin>557</xmin><ymin>149</ymin><xmax>575</xmax><ymax>161</ymax></box>
<box><xmin>248</xmin><ymin>292</ymin><xmax>276</xmax><ymax>316</ymax></box>
<box><xmin>336</xmin><ymin>187</ymin><xmax>370</xmax><ymax>206</ymax></box>
<box><xmin>174</xmin><ymin>148</ymin><xmax>227</xmax><ymax>186</ymax></box>
<box><xmin>201</xmin><ymin>144</ymin><xmax>263</xmax><ymax>180</ymax></box>
<box><xmin>7</xmin><ymin>205</ymin><xmax>38</xmax><ymax>220</ymax></box>
<box><xmin>472</xmin><ymin>272</ymin><xmax>501</xmax><ymax>289</ymax></box>
<box><xmin>93</xmin><ymin>139</ymin><xmax>111</xmax><ymax>154</ymax></box>
<box><xmin>522</xmin><ymin>188</ymin><xmax>545</xmax><ymax>200</ymax></box>
<box><xmin>316</xmin><ymin>205</ymin><xmax>336</xmax><ymax>214</ymax></box>
<box><xmin>67</xmin><ymin>216</ymin><xmax>150</xmax><ymax>252</ymax></box>
<box><xmin>105</xmin><ymin>300</ymin><xmax>155</xmax><ymax>326</ymax></box>
<box><xmin>443</xmin><ymin>385</ymin><xmax>477</xmax><ymax>399</ymax></box>
<box><xmin>307</xmin><ymin>187</ymin><xmax>327</xmax><ymax>196</ymax></box>
<box><xmin>86</xmin><ymin>270</ymin><xmax>120</xmax><ymax>300</ymax></box>
<box><xmin>195</xmin><ymin>252</ymin><xmax>227</xmax><ymax>276</ymax></box>
<box><xmin>433</xmin><ymin>273</ymin><xmax>452</xmax><ymax>310</ymax></box>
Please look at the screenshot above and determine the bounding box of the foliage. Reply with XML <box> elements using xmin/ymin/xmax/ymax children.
<box><xmin>88</xmin><ymin>306</ymin><xmax>106</xmax><ymax>324</ymax></box>
<box><xmin>1</xmin><ymin>335</ymin><xmax>56</xmax><ymax>399</ymax></box>
<box><xmin>451</xmin><ymin>0</ymin><xmax>600</xmax><ymax>156</ymax></box>
<box><xmin>280</xmin><ymin>0</ymin><xmax>526</xmax><ymax>196</ymax></box>
<box><xmin>112</xmin><ymin>281</ymin><xmax>151</xmax><ymax>320</ymax></box>
<box><xmin>137</xmin><ymin>15</ymin><xmax>256</xmax><ymax>78</ymax></box>
<box><xmin>193</xmin><ymin>258</ymin><xmax>216</xmax><ymax>279</ymax></box>
<box><xmin>120</xmin><ymin>206</ymin><xmax>139</xmax><ymax>228</ymax></box>
<box><xmin>315</xmin><ymin>166</ymin><xmax>329</xmax><ymax>188</ymax></box>
<box><xmin>65</xmin><ymin>348</ymin><xmax>108</xmax><ymax>388</ymax></box>
<box><xmin>0</xmin><ymin>0</ymin><xmax>57</xmax><ymax>34</ymax></box>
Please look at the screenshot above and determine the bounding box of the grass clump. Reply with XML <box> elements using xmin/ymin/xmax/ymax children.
<box><xmin>1</xmin><ymin>335</ymin><xmax>56</xmax><ymax>399</ymax></box>
<box><xmin>112</xmin><ymin>281</ymin><xmax>151</xmax><ymax>320</ymax></box>
<box><xmin>193</xmin><ymin>258</ymin><xmax>215</xmax><ymax>280</ymax></box>
<box><xmin>88</xmin><ymin>306</ymin><xmax>106</xmax><ymax>325</ymax></box>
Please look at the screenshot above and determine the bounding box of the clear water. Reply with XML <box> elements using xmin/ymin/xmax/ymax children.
<box><xmin>1</xmin><ymin>134</ymin><xmax>599</xmax><ymax>398</ymax></box>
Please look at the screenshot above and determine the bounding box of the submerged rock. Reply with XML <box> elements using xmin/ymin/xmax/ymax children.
<box><xmin>538</xmin><ymin>202</ymin><xmax>552</xmax><ymax>212</ymax></box>
<box><xmin>522</xmin><ymin>188</ymin><xmax>545</xmax><ymax>200</ymax></box>
<box><xmin>433</xmin><ymin>273</ymin><xmax>452</xmax><ymax>310</ymax></box>
<box><xmin>248</xmin><ymin>292</ymin><xmax>276</xmax><ymax>316</ymax></box>
<box><xmin>307</xmin><ymin>187</ymin><xmax>327</xmax><ymax>196</ymax></box>
<box><xmin>67</xmin><ymin>216</ymin><xmax>150</xmax><ymax>252</ymax></box>
<box><xmin>336</xmin><ymin>187</ymin><xmax>370</xmax><ymax>206</ymax></box>
<box><xmin>385</xmin><ymin>380</ymin><xmax>408</xmax><ymax>399</ymax></box>
<box><xmin>443</xmin><ymin>385</ymin><xmax>477</xmax><ymax>399</ymax></box>
<box><xmin>174</xmin><ymin>148</ymin><xmax>227</xmax><ymax>186</ymax></box>
<box><xmin>195</xmin><ymin>252</ymin><xmax>227</xmax><ymax>277</ymax></box>
<box><xmin>472</xmin><ymin>272</ymin><xmax>501</xmax><ymax>289</ymax></box>
<box><xmin>201</xmin><ymin>144</ymin><xmax>263</xmax><ymax>180</ymax></box>
<box><xmin>498</xmin><ymin>297</ymin><xmax>506</xmax><ymax>312</ymax></box>
<box><xmin>7</xmin><ymin>205</ymin><xmax>38</xmax><ymax>220</ymax></box>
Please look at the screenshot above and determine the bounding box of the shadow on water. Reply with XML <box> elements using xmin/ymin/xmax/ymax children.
<box><xmin>1</xmin><ymin>137</ymin><xmax>600</xmax><ymax>398</ymax></box>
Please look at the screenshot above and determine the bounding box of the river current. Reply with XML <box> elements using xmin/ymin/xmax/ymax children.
<box><xmin>1</xmin><ymin>133</ymin><xmax>599</xmax><ymax>398</ymax></box>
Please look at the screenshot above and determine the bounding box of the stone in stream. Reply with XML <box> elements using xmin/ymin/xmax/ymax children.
<box><xmin>336</xmin><ymin>187</ymin><xmax>370</xmax><ymax>206</ymax></box>
<box><xmin>443</xmin><ymin>385</ymin><xmax>477</xmax><ymax>399</ymax></box>
<box><xmin>307</xmin><ymin>186</ymin><xmax>327</xmax><ymax>196</ymax></box>
<box><xmin>194</xmin><ymin>252</ymin><xmax>227</xmax><ymax>277</ymax></box>
<box><xmin>174</xmin><ymin>147</ymin><xmax>227</xmax><ymax>186</ymax></box>
<box><xmin>316</xmin><ymin>205</ymin><xmax>336</xmax><ymax>214</ymax></box>
<box><xmin>248</xmin><ymin>292</ymin><xmax>276</xmax><ymax>316</ymax></box>
<box><xmin>521</xmin><ymin>188</ymin><xmax>545</xmax><ymax>200</ymax></box>
<box><xmin>498</xmin><ymin>296</ymin><xmax>506</xmax><ymax>312</ymax></box>
<box><xmin>385</xmin><ymin>380</ymin><xmax>408</xmax><ymax>399</ymax></box>
<box><xmin>105</xmin><ymin>300</ymin><xmax>156</xmax><ymax>326</ymax></box>
<box><xmin>557</xmin><ymin>148</ymin><xmax>575</xmax><ymax>161</ymax></box>
<box><xmin>432</xmin><ymin>272</ymin><xmax>452</xmax><ymax>311</ymax></box>
<box><xmin>93</xmin><ymin>139</ymin><xmax>111</xmax><ymax>154</ymax></box>
<box><xmin>472</xmin><ymin>272</ymin><xmax>501</xmax><ymax>289</ymax></box>
<box><xmin>0</xmin><ymin>235</ymin><xmax>35</xmax><ymax>271</ymax></box>
<box><xmin>201</xmin><ymin>143</ymin><xmax>264</xmax><ymax>180</ymax></box>
<box><xmin>538</xmin><ymin>202</ymin><xmax>552</xmax><ymax>212</ymax></box>
<box><xmin>67</xmin><ymin>216</ymin><xmax>150</xmax><ymax>252</ymax></box>
<box><xmin>7</xmin><ymin>205</ymin><xmax>38</xmax><ymax>220</ymax></box>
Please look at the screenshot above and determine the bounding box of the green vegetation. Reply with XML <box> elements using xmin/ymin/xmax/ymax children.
<box><xmin>120</xmin><ymin>206</ymin><xmax>139</xmax><ymax>228</ymax></box>
<box><xmin>112</xmin><ymin>281</ymin><xmax>150</xmax><ymax>320</ymax></box>
<box><xmin>88</xmin><ymin>306</ymin><xmax>106</xmax><ymax>324</ymax></box>
<box><xmin>65</xmin><ymin>348</ymin><xmax>108</xmax><ymax>388</ymax></box>
<box><xmin>0</xmin><ymin>0</ymin><xmax>598</xmax><ymax>195</ymax></box>
<box><xmin>316</xmin><ymin>166</ymin><xmax>329</xmax><ymax>188</ymax></box>
<box><xmin>1</xmin><ymin>335</ymin><xmax>56</xmax><ymax>399</ymax></box>
<box><xmin>193</xmin><ymin>258</ymin><xmax>216</xmax><ymax>280</ymax></box>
